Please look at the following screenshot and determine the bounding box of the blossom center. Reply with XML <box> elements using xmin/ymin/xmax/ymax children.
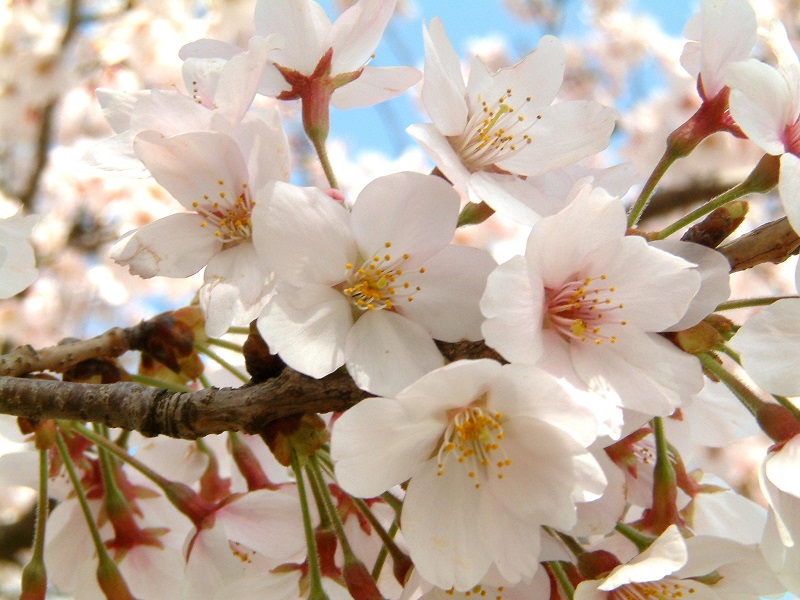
<box><xmin>450</xmin><ymin>87</ymin><xmax>538</xmax><ymax>171</ymax></box>
<box><xmin>342</xmin><ymin>242</ymin><xmax>423</xmax><ymax>311</ymax></box>
<box><xmin>436</xmin><ymin>401</ymin><xmax>511</xmax><ymax>489</ymax></box>
<box><xmin>610</xmin><ymin>580</ymin><xmax>697</xmax><ymax>600</ymax></box>
<box><xmin>545</xmin><ymin>274</ymin><xmax>627</xmax><ymax>345</ymax></box>
<box><xmin>192</xmin><ymin>180</ymin><xmax>254</xmax><ymax>243</ymax></box>
<box><xmin>783</xmin><ymin>118</ymin><xmax>800</xmax><ymax>156</ymax></box>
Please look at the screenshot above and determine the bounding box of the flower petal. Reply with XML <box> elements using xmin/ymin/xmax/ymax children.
<box><xmin>328</xmin><ymin>0</ymin><xmax>395</xmax><ymax>74</ymax></box>
<box><xmin>331</xmin><ymin>66</ymin><xmax>421</xmax><ymax>109</ymax></box>
<box><xmin>420</xmin><ymin>17</ymin><xmax>468</xmax><ymax>136</ymax></box>
<box><xmin>345</xmin><ymin>310</ymin><xmax>445</xmax><ymax>396</ymax></box>
<box><xmin>254</xmin><ymin>0</ymin><xmax>331</xmax><ymax>74</ymax></box>
<box><xmin>257</xmin><ymin>284</ymin><xmax>353</xmax><ymax>378</ymax></box>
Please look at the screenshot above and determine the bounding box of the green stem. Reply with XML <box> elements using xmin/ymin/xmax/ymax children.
<box><xmin>312</xmin><ymin>135</ymin><xmax>339</xmax><ymax>190</ymax></box>
<box><xmin>656</xmin><ymin>181</ymin><xmax>751</xmax><ymax>239</ymax></box>
<box><xmin>716</xmin><ymin>343</ymin><xmax>741</xmax><ymax>365</ymax></box>
<box><xmin>614</xmin><ymin>521</ymin><xmax>656</xmax><ymax>553</ymax></box>
<box><xmin>226</xmin><ymin>326</ymin><xmax>250</xmax><ymax>335</ymax></box>
<box><xmin>130</xmin><ymin>373</ymin><xmax>192</xmax><ymax>393</ymax></box>
<box><xmin>350</xmin><ymin>496</ymin><xmax>407</xmax><ymax>577</ymax></box>
<box><xmin>716</xmin><ymin>296</ymin><xmax>799</xmax><ymax>311</ymax></box>
<box><xmin>370</xmin><ymin>521</ymin><xmax>398</xmax><ymax>581</ymax></box>
<box><xmin>628</xmin><ymin>151</ymin><xmax>678</xmax><ymax>228</ymax></box>
<box><xmin>307</xmin><ymin>456</ymin><xmax>355</xmax><ymax>558</ymax></box>
<box><xmin>547</xmin><ymin>561</ymin><xmax>575</xmax><ymax>600</ymax></box>
<box><xmin>195</xmin><ymin>343</ymin><xmax>249</xmax><ymax>383</ymax></box>
<box><xmin>698</xmin><ymin>352</ymin><xmax>763</xmax><ymax>416</ymax></box>
<box><xmin>543</xmin><ymin>526</ymin><xmax>585</xmax><ymax>559</ymax></box>
<box><xmin>380</xmin><ymin>492</ymin><xmax>403</xmax><ymax>518</ymax></box>
<box><xmin>206</xmin><ymin>337</ymin><xmax>243</xmax><ymax>353</ymax></box>
<box><xmin>20</xmin><ymin>450</ymin><xmax>49</xmax><ymax>599</ymax></box>
<box><xmin>291</xmin><ymin>450</ymin><xmax>329</xmax><ymax>600</ymax></box>
<box><xmin>199</xmin><ymin>373</ymin><xmax>211</xmax><ymax>388</ymax></box>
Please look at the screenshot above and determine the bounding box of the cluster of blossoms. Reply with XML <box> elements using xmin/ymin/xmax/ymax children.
<box><xmin>4</xmin><ymin>0</ymin><xmax>800</xmax><ymax>599</ymax></box>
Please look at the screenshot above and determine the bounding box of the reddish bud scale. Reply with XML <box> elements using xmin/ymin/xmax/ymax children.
<box><xmin>229</xmin><ymin>434</ymin><xmax>278</xmax><ymax>491</ymax></box>
<box><xmin>577</xmin><ymin>550</ymin><xmax>622</xmax><ymax>581</ymax></box>
<box><xmin>162</xmin><ymin>481</ymin><xmax>217</xmax><ymax>529</ymax></box>
<box><xmin>343</xmin><ymin>558</ymin><xmax>383</xmax><ymax>600</ymax></box>
<box><xmin>682</xmin><ymin>201</ymin><xmax>748</xmax><ymax>248</ymax></box>
<box><xmin>96</xmin><ymin>558</ymin><xmax>136</xmax><ymax>600</ymax></box>
<box><xmin>20</xmin><ymin>559</ymin><xmax>47</xmax><ymax>600</ymax></box>
<box><xmin>315</xmin><ymin>527</ymin><xmax>342</xmax><ymax>579</ymax></box>
<box><xmin>604</xmin><ymin>427</ymin><xmax>653</xmax><ymax>477</ymax></box>
<box><xmin>757</xmin><ymin>404</ymin><xmax>800</xmax><ymax>444</ymax></box>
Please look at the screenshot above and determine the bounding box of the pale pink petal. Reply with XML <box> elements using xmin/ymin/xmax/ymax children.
<box><xmin>83</xmin><ymin>131</ymin><xmax>148</xmax><ymax>177</ymax></box>
<box><xmin>525</xmin><ymin>182</ymin><xmax>626</xmax><ymax>286</ymax></box>
<box><xmin>473</xmin><ymin>35</ymin><xmax>565</xmax><ymax>111</ymax></box>
<box><xmin>402</xmin><ymin>460</ymin><xmax>492</xmax><ymax>591</ymax></box>
<box><xmin>652</xmin><ymin>240</ymin><xmax>730</xmax><ymax>332</ymax></box>
<box><xmin>469</xmin><ymin>172</ymin><xmax>565</xmax><ymax>225</ymax></box>
<box><xmin>330</xmin><ymin>66</ymin><xmax>421</xmax><ymax>109</ymax></box>
<box><xmin>133</xmin><ymin>130</ymin><xmax>250</xmax><ymax>212</ymax></box>
<box><xmin>350</xmin><ymin>172</ymin><xmax>459</xmax><ymax>263</ymax></box>
<box><xmin>328</xmin><ymin>0</ymin><xmax>395</xmax><ymax>74</ymax></box>
<box><xmin>421</xmin><ymin>17</ymin><xmax>468</xmax><ymax>136</ymax></box>
<box><xmin>779</xmin><ymin>152</ymin><xmax>800</xmax><ymax>235</ymax></box>
<box><xmin>481</xmin><ymin>255</ymin><xmax>546</xmax><ymax>364</ymax></box>
<box><xmin>218</xmin><ymin>489</ymin><xmax>306</xmax><ymax>559</ymax></box>
<box><xmin>731</xmin><ymin>299</ymin><xmax>800</xmax><ymax>396</ymax></box>
<box><xmin>231</xmin><ymin>110</ymin><xmax>291</xmax><ymax>186</ymax></box>
<box><xmin>251</xmin><ymin>181</ymin><xmax>355</xmax><ymax>286</ymax></box>
<box><xmin>121</xmin><ymin>546</ymin><xmax>184</xmax><ymax>600</ymax></box>
<box><xmin>254</xmin><ymin>0</ymin><xmax>330</xmax><ymax>74</ymax></box>
<box><xmin>111</xmin><ymin>214</ymin><xmax>221</xmax><ymax>278</ymax></box>
<box><xmin>406</xmin><ymin>122</ymin><xmax>473</xmax><ymax>192</ymax></box>
<box><xmin>398</xmin><ymin>244</ymin><xmax>496</xmax><ymax>342</ymax></box>
<box><xmin>94</xmin><ymin>88</ymin><xmax>142</xmax><ymax>133</ymax></box>
<box><xmin>766</xmin><ymin>433</ymin><xmax>800</xmax><ymax>498</ymax></box>
<box><xmin>257</xmin><ymin>284</ymin><xmax>352</xmax><ymax>378</ymax></box>
<box><xmin>497</xmin><ymin>101</ymin><xmax>618</xmax><ymax>177</ymax></box>
<box><xmin>345</xmin><ymin>310</ymin><xmax>445</xmax><ymax>396</ymax></box>
<box><xmin>130</xmin><ymin>90</ymin><xmax>212</xmax><ymax>136</ymax></box>
<box><xmin>331</xmin><ymin>396</ymin><xmax>444</xmax><ymax>498</ymax></box>
<box><xmin>728</xmin><ymin>60</ymin><xmax>793</xmax><ymax>154</ymax></box>
<box><xmin>179</xmin><ymin>38</ymin><xmax>243</xmax><ymax>61</ymax></box>
<box><xmin>213</xmin><ymin>36</ymin><xmax>277</xmax><ymax>125</ymax></box>
<box><xmin>598</xmin><ymin>525</ymin><xmax>687</xmax><ymax>590</ymax></box>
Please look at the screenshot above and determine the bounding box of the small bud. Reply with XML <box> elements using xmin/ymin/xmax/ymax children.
<box><xmin>343</xmin><ymin>557</ymin><xmax>383</xmax><ymax>600</ymax></box>
<box><xmin>682</xmin><ymin>201</ymin><xmax>748</xmax><ymax>248</ymax></box>
<box><xmin>757</xmin><ymin>403</ymin><xmax>800</xmax><ymax>444</ymax></box>
<box><xmin>666</xmin><ymin>321</ymin><xmax>724</xmax><ymax>354</ymax></box>
<box><xmin>243</xmin><ymin>320</ymin><xmax>284</xmax><ymax>383</ymax></box>
<box><xmin>577</xmin><ymin>550</ymin><xmax>621</xmax><ymax>581</ymax></box>
<box><xmin>20</xmin><ymin>557</ymin><xmax>47</xmax><ymax>600</ymax></box>
<box><xmin>261</xmin><ymin>413</ymin><xmax>329</xmax><ymax>466</ymax></box>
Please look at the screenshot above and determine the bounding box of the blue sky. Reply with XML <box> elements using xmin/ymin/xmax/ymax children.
<box><xmin>318</xmin><ymin>0</ymin><xmax>697</xmax><ymax>158</ymax></box>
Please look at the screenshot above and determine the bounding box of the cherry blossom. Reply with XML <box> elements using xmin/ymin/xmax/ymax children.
<box><xmin>407</xmin><ymin>17</ymin><xmax>617</xmax><ymax>209</ymax></box>
<box><xmin>0</xmin><ymin>211</ymin><xmax>39</xmax><ymax>299</ymax></box>
<box><xmin>332</xmin><ymin>359</ymin><xmax>605</xmax><ymax>591</ymax></box>
<box><xmin>727</xmin><ymin>21</ymin><xmax>800</xmax><ymax>236</ymax></box>
<box><xmin>252</xmin><ymin>171</ymin><xmax>496</xmax><ymax>396</ymax></box>
<box><xmin>481</xmin><ymin>181</ymin><xmax>704</xmax><ymax>418</ymax></box>
<box><xmin>729</xmin><ymin>298</ymin><xmax>800</xmax><ymax>396</ymax></box>
<box><xmin>180</xmin><ymin>0</ymin><xmax>421</xmax><ymax>110</ymax></box>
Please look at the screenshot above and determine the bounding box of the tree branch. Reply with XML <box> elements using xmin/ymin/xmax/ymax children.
<box><xmin>717</xmin><ymin>217</ymin><xmax>800</xmax><ymax>272</ymax></box>
<box><xmin>0</xmin><ymin>341</ymin><xmax>499</xmax><ymax>439</ymax></box>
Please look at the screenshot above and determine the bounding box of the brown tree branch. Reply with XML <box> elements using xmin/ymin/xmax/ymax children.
<box><xmin>0</xmin><ymin>341</ymin><xmax>499</xmax><ymax>439</ymax></box>
<box><xmin>718</xmin><ymin>217</ymin><xmax>800</xmax><ymax>272</ymax></box>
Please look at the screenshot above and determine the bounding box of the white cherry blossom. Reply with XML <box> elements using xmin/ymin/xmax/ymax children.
<box><xmin>407</xmin><ymin>17</ymin><xmax>617</xmax><ymax>208</ymax></box>
<box><xmin>481</xmin><ymin>181</ymin><xmax>704</xmax><ymax>418</ymax></box>
<box><xmin>0</xmin><ymin>211</ymin><xmax>39</xmax><ymax>299</ymax></box>
<box><xmin>331</xmin><ymin>359</ymin><xmax>605</xmax><ymax>591</ymax></box>
<box><xmin>253</xmin><ymin>171</ymin><xmax>496</xmax><ymax>396</ymax></box>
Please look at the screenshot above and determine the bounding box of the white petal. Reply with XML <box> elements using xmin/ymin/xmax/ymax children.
<box><xmin>257</xmin><ymin>284</ymin><xmax>352</xmax><ymax>378</ymax></box>
<box><xmin>406</xmin><ymin>122</ymin><xmax>473</xmax><ymax>193</ymax></box>
<box><xmin>331</xmin><ymin>66</ymin><xmax>421</xmax><ymax>109</ymax></box>
<box><xmin>130</xmin><ymin>90</ymin><xmax>212</xmax><ymax>136</ymax></box>
<box><xmin>110</xmin><ymin>214</ymin><xmax>221</xmax><ymax>278</ymax></box>
<box><xmin>218</xmin><ymin>489</ymin><xmax>306</xmax><ymax>559</ymax></box>
<box><xmin>231</xmin><ymin>109</ymin><xmax>291</xmax><ymax>187</ymax></box>
<box><xmin>766</xmin><ymin>434</ymin><xmax>800</xmax><ymax>498</ymax></box>
<box><xmin>399</xmin><ymin>244</ymin><xmax>496</xmax><ymax>342</ymax></box>
<box><xmin>728</xmin><ymin>60</ymin><xmax>793</xmax><ymax>154</ymax></box>
<box><xmin>481</xmin><ymin>255</ymin><xmax>545</xmax><ymax>364</ymax></box>
<box><xmin>251</xmin><ymin>181</ymin><xmax>355</xmax><ymax>286</ymax></box>
<box><xmin>731</xmin><ymin>299</ymin><xmax>800</xmax><ymax>396</ymax></box>
<box><xmin>472</xmin><ymin>35</ymin><xmax>565</xmax><ymax>111</ymax></box>
<box><xmin>696</xmin><ymin>0</ymin><xmax>756</xmax><ymax>98</ymax></box>
<box><xmin>497</xmin><ymin>101</ymin><xmax>618</xmax><ymax>177</ymax></box>
<box><xmin>328</xmin><ymin>0</ymin><xmax>395</xmax><ymax>74</ymax></box>
<box><xmin>350</xmin><ymin>172</ymin><xmax>459</xmax><ymax>263</ymax></box>
<box><xmin>211</xmin><ymin>36</ymin><xmax>277</xmax><ymax>125</ymax></box>
<box><xmin>95</xmin><ymin>88</ymin><xmax>142</xmax><ymax>133</ymax></box>
<box><xmin>780</xmin><ymin>153</ymin><xmax>800</xmax><ymax>235</ymax></box>
<box><xmin>331</xmin><ymin>396</ymin><xmax>444</xmax><ymax>498</ymax></box>
<box><xmin>469</xmin><ymin>172</ymin><xmax>564</xmax><ymax>225</ymax></box>
<box><xmin>402</xmin><ymin>460</ymin><xmax>492</xmax><ymax>591</ymax></box>
<box><xmin>345</xmin><ymin>310</ymin><xmax>445</xmax><ymax>396</ymax></box>
<box><xmin>179</xmin><ymin>38</ymin><xmax>243</xmax><ymax>61</ymax></box>
<box><xmin>421</xmin><ymin>17</ymin><xmax>468</xmax><ymax>136</ymax></box>
<box><xmin>254</xmin><ymin>0</ymin><xmax>330</xmax><ymax>74</ymax></box>
<box><xmin>652</xmin><ymin>240</ymin><xmax>730</xmax><ymax>332</ymax></box>
<box><xmin>598</xmin><ymin>525</ymin><xmax>687</xmax><ymax>590</ymax></box>
<box><xmin>134</xmin><ymin>130</ymin><xmax>250</xmax><ymax>212</ymax></box>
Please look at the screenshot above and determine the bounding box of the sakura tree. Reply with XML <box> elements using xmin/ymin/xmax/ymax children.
<box><xmin>1</xmin><ymin>0</ymin><xmax>800</xmax><ymax>598</ymax></box>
